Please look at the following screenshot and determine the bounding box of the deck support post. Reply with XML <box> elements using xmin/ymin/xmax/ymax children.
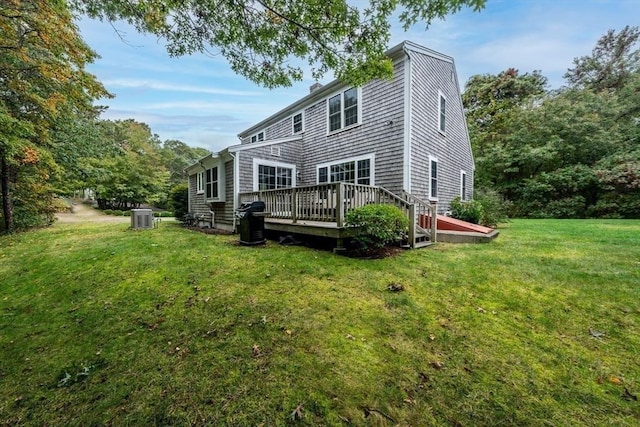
<box><xmin>430</xmin><ymin>201</ymin><xmax>437</xmax><ymax>243</ymax></box>
<box><xmin>291</xmin><ymin>187</ymin><xmax>297</xmax><ymax>223</ymax></box>
<box><xmin>408</xmin><ymin>203</ymin><xmax>416</xmax><ymax>248</ymax></box>
<box><xmin>336</xmin><ymin>182</ymin><xmax>345</xmax><ymax>227</ymax></box>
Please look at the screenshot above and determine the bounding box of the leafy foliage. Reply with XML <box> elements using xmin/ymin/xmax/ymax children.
<box><xmin>0</xmin><ymin>0</ymin><xmax>109</xmax><ymax>232</ymax></box>
<box><xmin>84</xmin><ymin>120</ymin><xmax>170</xmax><ymax>210</ymax></box>
<box><xmin>565</xmin><ymin>25</ymin><xmax>640</xmax><ymax>92</ymax></box>
<box><xmin>473</xmin><ymin>188</ymin><xmax>511</xmax><ymax>227</ymax></box>
<box><xmin>449</xmin><ymin>197</ymin><xmax>483</xmax><ymax>224</ymax></box>
<box><xmin>463</xmin><ymin>27</ymin><xmax>640</xmax><ymax>219</ymax></box>
<box><xmin>345</xmin><ymin>204</ymin><xmax>409</xmax><ymax>249</ymax></box>
<box><xmin>73</xmin><ymin>0</ymin><xmax>486</xmax><ymax>88</ymax></box>
<box><xmin>169</xmin><ymin>184</ymin><xmax>189</xmax><ymax>221</ymax></box>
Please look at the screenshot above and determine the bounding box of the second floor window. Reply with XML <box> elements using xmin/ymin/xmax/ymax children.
<box><xmin>293</xmin><ymin>113</ymin><xmax>303</xmax><ymax>133</ymax></box>
<box><xmin>328</xmin><ymin>87</ymin><xmax>359</xmax><ymax>132</ymax></box>
<box><xmin>251</xmin><ymin>131</ymin><xmax>265</xmax><ymax>143</ymax></box>
<box><xmin>438</xmin><ymin>92</ymin><xmax>446</xmax><ymax>134</ymax></box>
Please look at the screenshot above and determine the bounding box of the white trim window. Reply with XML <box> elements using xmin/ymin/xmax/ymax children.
<box><xmin>196</xmin><ymin>171</ymin><xmax>204</xmax><ymax>194</ymax></box>
<box><xmin>317</xmin><ymin>154</ymin><xmax>374</xmax><ymax>185</ymax></box>
<box><xmin>253</xmin><ymin>159</ymin><xmax>296</xmax><ymax>191</ymax></box>
<box><xmin>205</xmin><ymin>166</ymin><xmax>219</xmax><ymax>199</ymax></box>
<box><xmin>460</xmin><ymin>170</ymin><xmax>467</xmax><ymax>201</ymax></box>
<box><xmin>292</xmin><ymin>112</ymin><xmax>304</xmax><ymax>134</ymax></box>
<box><xmin>250</xmin><ymin>131</ymin><xmax>265</xmax><ymax>143</ymax></box>
<box><xmin>327</xmin><ymin>87</ymin><xmax>360</xmax><ymax>133</ymax></box>
<box><xmin>429</xmin><ymin>156</ymin><xmax>438</xmax><ymax>200</ymax></box>
<box><xmin>438</xmin><ymin>91</ymin><xmax>446</xmax><ymax>134</ymax></box>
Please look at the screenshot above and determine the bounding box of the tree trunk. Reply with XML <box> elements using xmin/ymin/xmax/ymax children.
<box><xmin>1</xmin><ymin>151</ymin><xmax>14</xmax><ymax>233</ymax></box>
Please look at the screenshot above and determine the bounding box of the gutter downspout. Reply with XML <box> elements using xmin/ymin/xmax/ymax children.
<box><xmin>229</xmin><ymin>151</ymin><xmax>238</xmax><ymax>233</ymax></box>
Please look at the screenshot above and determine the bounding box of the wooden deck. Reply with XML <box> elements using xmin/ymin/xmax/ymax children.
<box><xmin>239</xmin><ymin>183</ymin><xmax>438</xmax><ymax>248</ymax></box>
<box><xmin>264</xmin><ymin>218</ymin><xmax>355</xmax><ymax>239</ymax></box>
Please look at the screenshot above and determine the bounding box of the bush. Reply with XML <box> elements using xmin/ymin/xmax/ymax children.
<box><xmin>450</xmin><ymin>197</ymin><xmax>483</xmax><ymax>224</ymax></box>
<box><xmin>169</xmin><ymin>184</ymin><xmax>188</xmax><ymax>222</ymax></box>
<box><xmin>474</xmin><ymin>188</ymin><xmax>511</xmax><ymax>227</ymax></box>
<box><xmin>112</xmin><ymin>210</ymin><xmax>123</xmax><ymax>216</ymax></box>
<box><xmin>122</xmin><ymin>210</ymin><xmax>131</xmax><ymax>217</ymax></box>
<box><xmin>160</xmin><ymin>211</ymin><xmax>173</xmax><ymax>218</ymax></box>
<box><xmin>103</xmin><ymin>209</ymin><xmax>113</xmax><ymax>215</ymax></box>
<box><xmin>345</xmin><ymin>204</ymin><xmax>409</xmax><ymax>249</ymax></box>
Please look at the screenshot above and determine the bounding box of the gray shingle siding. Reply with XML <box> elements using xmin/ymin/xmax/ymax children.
<box><xmin>210</xmin><ymin>160</ymin><xmax>235</xmax><ymax>227</ymax></box>
<box><xmin>187</xmin><ymin>159</ymin><xmax>235</xmax><ymax>230</ymax></box>
<box><xmin>299</xmin><ymin>58</ymin><xmax>406</xmax><ymax>193</ymax></box>
<box><xmin>188</xmin><ymin>171</ymin><xmax>209</xmax><ymax>217</ymax></box>
<box><xmin>241</xmin><ymin>113</ymin><xmax>296</xmax><ymax>145</ymax></box>
<box><xmin>237</xmin><ymin>141</ymin><xmax>303</xmax><ymax>192</ymax></box>
<box><xmin>409</xmin><ymin>51</ymin><xmax>474</xmax><ymax>211</ymax></box>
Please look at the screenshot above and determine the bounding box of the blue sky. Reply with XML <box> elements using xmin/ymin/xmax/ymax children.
<box><xmin>76</xmin><ymin>0</ymin><xmax>639</xmax><ymax>153</ymax></box>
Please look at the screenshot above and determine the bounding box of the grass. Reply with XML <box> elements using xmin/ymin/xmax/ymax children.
<box><xmin>0</xmin><ymin>219</ymin><xmax>639</xmax><ymax>426</ymax></box>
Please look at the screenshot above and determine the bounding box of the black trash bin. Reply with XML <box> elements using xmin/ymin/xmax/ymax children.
<box><xmin>237</xmin><ymin>201</ymin><xmax>267</xmax><ymax>245</ymax></box>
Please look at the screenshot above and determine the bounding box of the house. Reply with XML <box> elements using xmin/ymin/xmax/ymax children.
<box><xmin>185</xmin><ymin>40</ymin><xmax>474</xmax><ymax>247</ymax></box>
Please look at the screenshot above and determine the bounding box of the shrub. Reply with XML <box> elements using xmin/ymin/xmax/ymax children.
<box><xmin>345</xmin><ymin>204</ymin><xmax>409</xmax><ymax>249</ymax></box>
<box><xmin>122</xmin><ymin>210</ymin><xmax>131</xmax><ymax>217</ymax></box>
<box><xmin>169</xmin><ymin>184</ymin><xmax>188</xmax><ymax>222</ymax></box>
<box><xmin>112</xmin><ymin>210</ymin><xmax>123</xmax><ymax>216</ymax></box>
<box><xmin>474</xmin><ymin>188</ymin><xmax>511</xmax><ymax>227</ymax></box>
<box><xmin>160</xmin><ymin>211</ymin><xmax>173</xmax><ymax>218</ymax></box>
<box><xmin>103</xmin><ymin>209</ymin><xmax>113</xmax><ymax>215</ymax></box>
<box><xmin>450</xmin><ymin>197</ymin><xmax>483</xmax><ymax>224</ymax></box>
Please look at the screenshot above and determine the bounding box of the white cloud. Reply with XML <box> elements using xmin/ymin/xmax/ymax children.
<box><xmin>102</xmin><ymin>78</ymin><xmax>263</xmax><ymax>97</ymax></box>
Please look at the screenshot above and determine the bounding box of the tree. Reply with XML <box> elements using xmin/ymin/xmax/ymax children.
<box><xmin>85</xmin><ymin>120</ymin><xmax>169</xmax><ymax>210</ymax></box>
<box><xmin>0</xmin><ymin>0</ymin><xmax>109</xmax><ymax>232</ymax></box>
<box><xmin>462</xmin><ymin>69</ymin><xmax>548</xmax><ymax>188</ymax></box>
<box><xmin>73</xmin><ymin>0</ymin><xmax>486</xmax><ymax>88</ymax></box>
<box><xmin>565</xmin><ymin>25</ymin><xmax>640</xmax><ymax>92</ymax></box>
<box><xmin>159</xmin><ymin>139</ymin><xmax>209</xmax><ymax>188</ymax></box>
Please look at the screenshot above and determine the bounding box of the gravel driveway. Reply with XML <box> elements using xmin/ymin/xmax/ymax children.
<box><xmin>56</xmin><ymin>202</ymin><xmax>131</xmax><ymax>224</ymax></box>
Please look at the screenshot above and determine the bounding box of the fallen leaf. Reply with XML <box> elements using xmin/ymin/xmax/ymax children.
<box><xmin>609</xmin><ymin>376</ymin><xmax>624</xmax><ymax>385</ymax></box>
<box><xmin>285</xmin><ymin>329</ymin><xmax>292</xmax><ymax>335</ymax></box>
<box><xmin>429</xmin><ymin>334</ymin><xmax>436</xmax><ymax>341</ymax></box>
<box><xmin>589</xmin><ymin>328</ymin><xmax>605</xmax><ymax>339</ymax></box>
<box><xmin>345</xmin><ymin>334</ymin><xmax>355</xmax><ymax>340</ymax></box>
<box><xmin>477</xmin><ymin>307</ymin><xmax>487</xmax><ymax>313</ymax></box>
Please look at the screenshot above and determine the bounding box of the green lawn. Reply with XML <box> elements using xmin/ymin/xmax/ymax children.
<box><xmin>1</xmin><ymin>220</ymin><xmax>638</xmax><ymax>425</ymax></box>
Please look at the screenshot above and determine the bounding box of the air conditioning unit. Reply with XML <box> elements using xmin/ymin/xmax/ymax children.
<box><xmin>131</xmin><ymin>209</ymin><xmax>154</xmax><ymax>230</ymax></box>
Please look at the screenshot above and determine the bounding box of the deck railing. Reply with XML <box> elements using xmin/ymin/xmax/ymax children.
<box><xmin>239</xmin><ymin>183</ymin><xmax>437</xmax><ymax>247</ymax></box>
